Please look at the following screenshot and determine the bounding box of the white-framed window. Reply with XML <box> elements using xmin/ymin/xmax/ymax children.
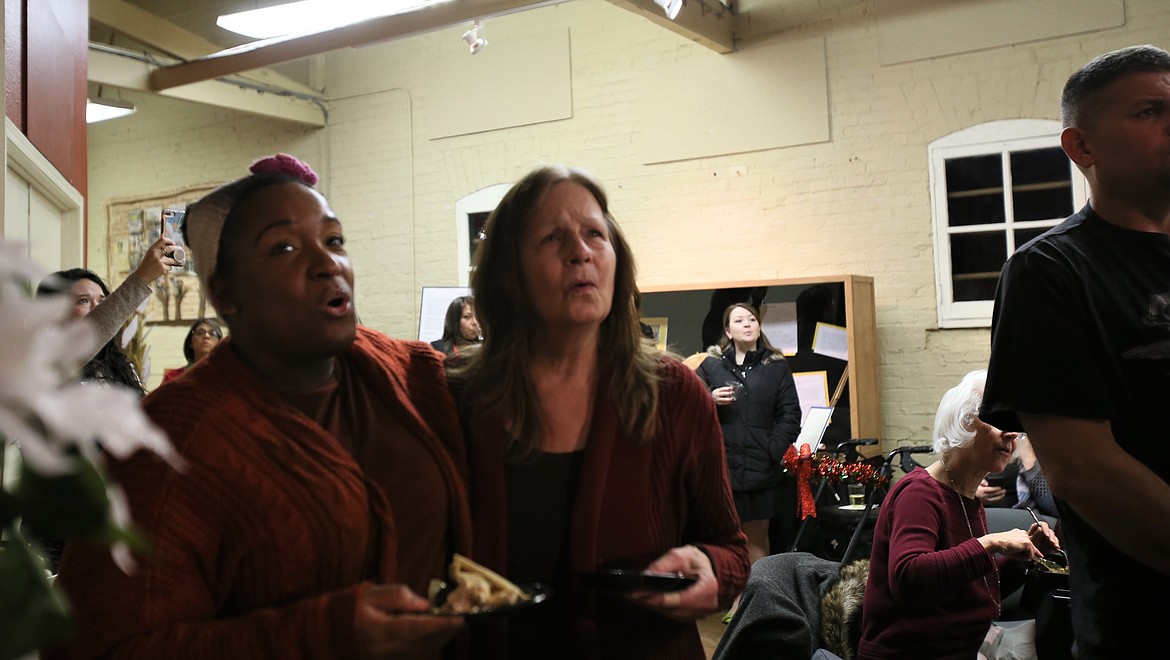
<box><xmin>929</xmin><ymin>119</ymin><xmax>1088</xmax><ymax>328</ymax></box>
<box><xmin>454</xmin><ymin>183</ymin><xmax>511</xmax><ymax>286</ymax></box>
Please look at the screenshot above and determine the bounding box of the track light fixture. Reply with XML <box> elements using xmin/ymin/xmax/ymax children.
<box><xmin>461</xmin><ymin>20</ymin><xmax>488</xmax><ymax>55</ymax></box>
<box><xmin>653</xmin><ymin>0</ymin><xmax>683</xmax><ymax>20</ymax></box>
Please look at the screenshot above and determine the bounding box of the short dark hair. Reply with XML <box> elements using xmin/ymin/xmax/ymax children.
<box><xmin>1061</xmin><ymin>45</ymin><xmax>1170</xmax><ymax>127</ymax></box>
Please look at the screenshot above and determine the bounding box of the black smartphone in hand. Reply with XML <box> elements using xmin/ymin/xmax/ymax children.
<box><xmin>985</xmin><ymin>474</ymin><xmax>1007</xmax><ymax>488</ymax></box>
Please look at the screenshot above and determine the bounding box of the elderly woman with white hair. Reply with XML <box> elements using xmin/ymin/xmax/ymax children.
<box><xmin>857</xmin><ymin>370</ymin><xmax>1059</xmax><ymax>659</ymax></box>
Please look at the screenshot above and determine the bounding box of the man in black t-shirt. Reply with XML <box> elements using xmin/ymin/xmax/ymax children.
<box><xmin>981</xmin><ymin>45</ymin><xmax>1170</xmax><ymax>659</ymax></box>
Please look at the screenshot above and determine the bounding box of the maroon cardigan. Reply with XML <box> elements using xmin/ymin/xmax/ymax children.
<box><xmin>859</xmin><ymin>468</ymin><xmax>1026</xmax><ymax>659</ymax></box>
<box><xmin>463</xmin><ymin>358</ymin><xmax>750</xmax><ymax>660</ymax></box>
<box><xmin>49</xmin><ymin>327</ymin><xmax>471</xmax><ymax>659</ymax></box>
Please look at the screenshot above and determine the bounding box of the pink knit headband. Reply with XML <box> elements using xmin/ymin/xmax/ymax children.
<box><xmin>185</xmin><ymin>154</ymin><xmax>319</xmax><ymax>301</ymax></box>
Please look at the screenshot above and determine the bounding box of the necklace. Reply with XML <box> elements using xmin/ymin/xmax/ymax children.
<box><xmin>941</xmin><ymin>457</ymin><xmax>1001</xmax><ymax>617</ymax></box>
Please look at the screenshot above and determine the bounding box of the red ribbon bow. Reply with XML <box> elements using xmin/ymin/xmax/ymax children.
<box><xmin>784</xmin><ymin>444</ymin><xmax>818</xmax><ymax>520</ymax></box>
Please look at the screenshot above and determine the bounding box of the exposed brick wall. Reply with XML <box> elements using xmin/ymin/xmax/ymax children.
<box><xmin>86</xmin><ymin>0</ymin><xmax>1170</xmax><ymax>441</ymax></box>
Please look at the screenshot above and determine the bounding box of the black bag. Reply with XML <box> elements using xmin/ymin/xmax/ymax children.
<box><xmin>1021</xmin><ymin>564</ymin><xmax>1073</xmax><ymax>660</ymax></box>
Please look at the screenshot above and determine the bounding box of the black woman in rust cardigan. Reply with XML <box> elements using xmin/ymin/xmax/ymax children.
<box><xmin>50</xmin><ymin>154</ymin><xmax>471</xmax><ymax>660</ymax></box>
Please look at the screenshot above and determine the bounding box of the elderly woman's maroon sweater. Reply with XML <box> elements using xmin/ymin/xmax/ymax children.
<box><xmin>858</xmin><ymin>468</ymin><xmax>1025</xmax><ymax>659</ymax></box>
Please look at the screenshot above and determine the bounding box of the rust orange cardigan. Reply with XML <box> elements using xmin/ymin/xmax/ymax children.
<box><xmin>49</xmin><ymin>327</ymin><xmax>471</xmax><ymax>659</ymax></box>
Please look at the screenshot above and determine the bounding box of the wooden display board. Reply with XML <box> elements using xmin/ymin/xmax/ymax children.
<box><xmin>639</xmin><ymin>275</ymin><xmax>881</xmax><ymax>447</ymax></box>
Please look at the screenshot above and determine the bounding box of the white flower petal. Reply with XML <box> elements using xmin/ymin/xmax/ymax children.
<box><xmin>110</xmin><ymin>542</ymin><xmax>137</xmax><ymax>575</ymax></box>
<box><xmin>0</xmin><ymin>241</ymin><xmax>46</xmax><ymax>283</ymax></box>
<box><xmin>0</xmin><ymin>297</ymin><xmax>95</xmax><ymax>402</ymax></box>
<box><xmin>105</xmin><ymin>485</ymin><xmax>139</xmax><ymax>575</ymax></box>
<box><xmin>36</xmin><ymin>384</ymin><xmax>181</xmax><ymax>469</ymax></box>
<box><xmin>0</xmin><ymin>408</ymin><xmax>75</xmax><ymax>475</ymax></box>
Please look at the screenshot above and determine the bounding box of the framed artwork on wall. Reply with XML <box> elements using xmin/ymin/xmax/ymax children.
<box><xmin>105</xmin><ymin>185</ymin><xmax>217</xmax><ymax>326</ymax></box>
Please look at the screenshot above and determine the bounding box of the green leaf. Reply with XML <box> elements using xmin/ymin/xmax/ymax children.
<box><xmin>15</xmin><ymin>455</ymin><xmax>110</xmax><ymax>542</ymax></box>
<box><xmin>0</xmin><ymin>532</ymin><xmax>74</xmax><ymax>660</ymax></box>
<box><xmin>0</xmin><ymin>490</ymin><xmax>19</xmax><ymax>529</ymax></box>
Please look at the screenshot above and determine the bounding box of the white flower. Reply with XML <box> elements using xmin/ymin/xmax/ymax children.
<box><xmin>106</xmin><ymin>484</ymin><xmax>138</xmax><ymax>575</ymax></box>
<box><xmin>0</xmin><ymin>241</ymin><xmax>47</xmax><ymax>283</ymax></box>
<box><xmin>37</xmin><ymin>383</ymin><xmax>181</xmax><ymax>467</ymax></box>
<box><xmin>0</xmin><ymin>282</ymin><xmax>93</xmax><ymax>399</ymax></box>
<box><xmin>1</xmin><ymin>241</ymin><xmax>179</xmax><ymax>574</ymax></box>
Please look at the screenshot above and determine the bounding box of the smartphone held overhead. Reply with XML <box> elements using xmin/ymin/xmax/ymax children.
<box><xmin>162</xmin><ymin>209</ymin><xmax>187</xmax><ymax>265</ymax></box>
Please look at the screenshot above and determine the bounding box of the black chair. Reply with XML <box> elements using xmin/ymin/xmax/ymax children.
<box><xmin>789</xmin><ymin>439</ymin><xmax>882</xmax><ymax>561</ymax></box>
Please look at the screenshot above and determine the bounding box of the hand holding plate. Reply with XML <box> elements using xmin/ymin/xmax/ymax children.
<box><xmin>626</xmin><ymin>544</ymin><xmax>718</xmax><ymax>621</ymax></box>
<box><xmin>355</xmin><ymin>584</ymin><xmax>464</xmax><ymax>659</ymax></box>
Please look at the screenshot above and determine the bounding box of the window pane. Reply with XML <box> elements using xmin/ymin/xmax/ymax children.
<box><xmin>946</xmin><ymin>155</ymin><xmax>1005</xmax><ymax>227</ymax></box>
<box><xmin>950</xmin><ymin>231</ymin><xmax>1008</xmax><ymax>302</ymax></box>
<box><xmin>1010</xmin><ymin>147</ymin><xmax>1069</xmax><ymax>185</ymax></box>
<box><xmin>948</xmin><ymin>193</ymin><xmax>1006</xmax><ymax>227</ymax></box>
<box><xmin>1014</xmin><ymin>226</ymin><xmax>1052</xmax><ymax>249</ymax></box>
<box><xmin>1011</xmin><ymin>147</ymin><xmax>1074</xmax><ymax>222</ymax></box>
<box><xmin>946</xmin><ymin>154</ymin><xmax>1002</xmax><ymax>191</ymax></box>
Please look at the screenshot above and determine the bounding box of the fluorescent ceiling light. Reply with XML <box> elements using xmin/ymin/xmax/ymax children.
<box><xmin>86</xmin><ymin>98</ymin><xmax>136</xmax><ymax>124</ymax></box>
<box><xmin>217</xmin><ymin>0</ymin><xmax>448</xmax><ymax>39</ymax></box>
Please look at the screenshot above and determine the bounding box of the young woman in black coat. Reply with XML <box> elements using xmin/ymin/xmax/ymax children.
<box><xmin>696</xmin><ymin>302</ymin><xmax>802</xmax><ymax>564</ymax></box>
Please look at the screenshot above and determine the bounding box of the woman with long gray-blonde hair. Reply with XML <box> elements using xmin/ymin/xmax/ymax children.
<box><xmin>449</xmin><ymin>164</ymin><xmax>748</xmax><ymax>659</ymax></box>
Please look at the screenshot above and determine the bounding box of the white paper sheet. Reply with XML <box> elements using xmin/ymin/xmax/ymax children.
<box><xmin>792</xmin><ymin>371</ymin><xmax>830</xmax><ymax>426</ymax></box>
<box><xmin>812</xmin><ymin>322</ymin><xmax>849</xmax><ymax>361</ymax></box>
<box><xmin>795</xmin><ymin>406</ymin><xmax>834</xmax><ymax>454</ymax></box>
<box><xmin>761</xmin><ymin>302</ymin><xmax>798</xmax><ymax>356</ymax></box>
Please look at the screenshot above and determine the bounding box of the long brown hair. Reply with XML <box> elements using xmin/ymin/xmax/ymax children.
<box><xmin>451</xmin><ymin>165</ymin><xmax>662</xmax><ymax>451</ymax></box>
<box><xmin>716</xmin><ymin>302</ymin><xmax>784</xmax><ymax>359</ymax></box>
<box><xmin>439</xmin><ymin>296</ymin><xmax>478</xmax><ymax>347</ymax></box>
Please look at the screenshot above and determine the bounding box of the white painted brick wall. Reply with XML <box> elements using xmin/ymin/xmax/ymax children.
<box><xmin>85</xmin><ymin>0</ymin><xmax>1169</xmax><ymax>442</ymax></box>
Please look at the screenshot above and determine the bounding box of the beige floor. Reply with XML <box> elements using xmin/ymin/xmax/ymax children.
<box><xmin>697</xmin><ymin>612</ymin><xmax>728</xmax><ymax>658</ymax></box>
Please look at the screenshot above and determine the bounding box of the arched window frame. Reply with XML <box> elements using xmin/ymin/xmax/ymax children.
<box><xmin>929</xmin><ymin>119</ymin><xmax>1088</xmax><ymax>328</ymax></box>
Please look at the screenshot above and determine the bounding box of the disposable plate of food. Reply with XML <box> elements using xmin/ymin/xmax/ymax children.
<box><xmin>577</xmin><ymin>569</ymin><xmax>698</xmax><ymax>593</ymax></box>
<box><xmin>428</xmin><ymin>581</ymin><xmax>550</xmax><ymax>618</ymax></box>
<box><xmin>425</xmin><ymin>554</ymin><xmax>550</xmax><ymax>618</ymax></box>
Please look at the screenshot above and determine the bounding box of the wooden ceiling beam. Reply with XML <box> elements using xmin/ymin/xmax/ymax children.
<box><xmin>90</xmin><ymin>0</ymin><xmax>321</xmax><ymax>98</ymax></box>
<box><xmin>89</xmin><ymin>48</ymin><xmax>326</xmax><ymax>127</ymax></box>
<box><xmin>147</xmin><ymin>0</ymin><xmax>567</xmax><ymax>92</ymax></box>
<box><xmin>603</xmin><ymin>0</ymin><xmax>737</xmax><ymax>53</ymax></box>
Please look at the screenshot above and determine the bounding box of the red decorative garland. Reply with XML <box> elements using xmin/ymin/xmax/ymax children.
<box><xmin>781</xmin><ymin>447</ymin><xmax>890</xmax><ymax>520</ymax></box>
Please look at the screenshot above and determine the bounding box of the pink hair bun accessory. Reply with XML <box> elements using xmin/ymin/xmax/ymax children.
<box><xmin>248</xmin><ymin>153</ymin><xmax>319</xmax><ymax>186</ymax></box>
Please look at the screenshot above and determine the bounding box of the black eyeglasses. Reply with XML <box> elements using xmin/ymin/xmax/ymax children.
<box><xmin>193</xmin><ymin>329</ymin><xmax>221</xmax><ymax>339</ymax></box>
